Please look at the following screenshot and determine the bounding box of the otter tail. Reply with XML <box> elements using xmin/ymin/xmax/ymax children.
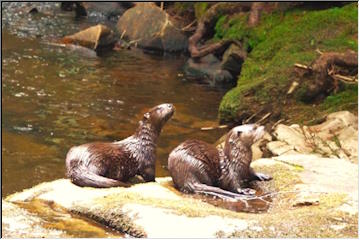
<box><xmin>192</xmin><ymin>183</ymin><xmax>253</xmax><ymax>201</ymax></box>
<box><xmin>69</xmin><ymin>167</ymin><xmax>130</xmax><ymax>188</ymax></box>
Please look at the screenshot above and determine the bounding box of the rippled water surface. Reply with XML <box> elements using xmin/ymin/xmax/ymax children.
<box><xmin>2</xmin><ymin>2</ymin><xmax>228</xmax><ymax>196</ymax></box>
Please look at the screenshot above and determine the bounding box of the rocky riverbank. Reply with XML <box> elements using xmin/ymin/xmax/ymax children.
<box><xmin>3</xmin><ymin>111</ymin><xmax>358</xmax><ymax>238</ymax></box>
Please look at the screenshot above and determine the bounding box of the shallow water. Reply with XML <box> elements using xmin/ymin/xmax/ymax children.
<box><xmin>2</xmin><ymin>2</ymin><xmax>228</xmax><ymax>197</ymax></box>
<box><xmin>1</xmin><ymin>3</ymin><xmax>274</xmax><ymax>237</ymax></box>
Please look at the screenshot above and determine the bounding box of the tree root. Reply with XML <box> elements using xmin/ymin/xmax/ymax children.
<box><xmin>294</xmin><ymin>50</ymin><xmax>358</xmax><ymax>101</ymax></box>
<box><xmin>188</xmin><ymin>2</ymin><xmax>253</xmax><ymax>59</ymax></box>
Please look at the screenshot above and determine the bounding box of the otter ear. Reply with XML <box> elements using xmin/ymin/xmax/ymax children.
<box><xmin>143</xmin><ymin>112</ymin><xmax>150</xmax><ymax>120</ymax></box>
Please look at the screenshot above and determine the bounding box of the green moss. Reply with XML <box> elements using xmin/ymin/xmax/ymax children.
<box><xmin>217</xmin><ymin>3</ymin><xmax>358</xmax><ymax>122</ymax></box>
<box><xmin>321</xmin><ymin>85</ymin><xmax>358</xmax><ymax>112</ymax></box>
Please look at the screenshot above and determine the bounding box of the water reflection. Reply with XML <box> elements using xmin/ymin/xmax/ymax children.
<box><xmin>2</xmin><ymin>6</ymin><xmax>227</xmax><ymax>196</ymax></box>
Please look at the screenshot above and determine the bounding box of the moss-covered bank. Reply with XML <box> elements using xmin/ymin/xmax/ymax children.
<box><xmin>215</xmin><ymin>3</ymin><xmax>357</xmax><ymax>123</ymax></box>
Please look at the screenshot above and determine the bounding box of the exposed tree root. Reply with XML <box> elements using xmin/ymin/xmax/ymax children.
<box><xmin>188</xmin><ymin>3</ymin><xmax>253</xmax><ymax>59</ymax></box>
<box><xmin>295</xmin><ymin>50</ymin><xmax>358</xmax><ymax>101</ymax></box>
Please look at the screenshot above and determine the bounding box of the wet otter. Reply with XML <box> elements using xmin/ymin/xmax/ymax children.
<box><xmin>66</xmin><ymin>103</ymin><xmax>175</xmax><ymax>188</ymax></box>
<box><xmin>168</xmin><ymin>124</ymin><xmax>272</xmax><ymax>199</ymax></box>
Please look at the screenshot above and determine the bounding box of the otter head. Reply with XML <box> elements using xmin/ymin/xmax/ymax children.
<box><xmin>228</xmin><ymin>124</ymin><xmax>265</xmax><ymax>148</ymax></box>
<box><xmin>141</xmin><ymin>103</ymin><xmax>175</xmax><ymax>134</ymax></box>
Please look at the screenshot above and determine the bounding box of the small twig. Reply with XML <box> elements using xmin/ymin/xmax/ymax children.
<box><xmin>128</xmin><ymin>38</ymin><xmax>142</xmax><ymax>45</ymax></box>
<box><xmin>272</xmin><ymin>119</ymin><xmax>285</xmax><ymax>130</ymax></box>
<box><xmin>330</xmin><ymin>74</ymin><xmax>358</xmax><ymax>83</ymax></box>
<box><xmin>43</xmin><ymin>42</ymin><xmax>67</xmax><ymax>48</ymax></box>
<box><xmin>201</xmin><ymin>125</ymin><xmax>228</xmax><ymax>131</ymax></box>
<box><xmin>315</xmin><ymin>48</ymin><xmax>323</xmax><ymax>55</ymax></box>
<box><xmin>181</xmin><ymin>19</ymin><xmax>197</xmax><ymax>32</ymax></box>
<box><xmin>120</xmin><ymin>29</ymin><xmax>126</xmax><ymax>40</ymax></box>
<box><xmin>160</xmin><ymin>2</ymin><xmax>164</xmax><ymax>10</ymax></box>
<box><xmin>294</xmin><ymin>63</ymin><xmax>312</xmax><ymax>70</ymax></box>
<box><xmin>256</xmin><ymin>112</ymin><xmax>271</xmax><ymax>124</ymax></box>
<box><xmin>243</xmin><ymin>110</ymin><xmax>261</xmax><ymax>124</ymax></box>
<box><xmin>287</xmin><ymin>81</ymin><xmax>299</xmax><ymax>94</ymax></box>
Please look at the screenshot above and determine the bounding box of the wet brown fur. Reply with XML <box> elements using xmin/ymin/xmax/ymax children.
<box><xmin>168</xmin><ymin>124</ymin><xmax>271</xmax><ymax>199</ymax></box>
<box><xmin>65</xmin><ymin>103</ymin><xmax>175</xmax><ymax>188</ymax></box>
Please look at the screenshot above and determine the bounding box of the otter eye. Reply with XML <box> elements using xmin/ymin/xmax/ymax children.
<box><xmin>237</xmin><ymin>131</ymin><xmax>241</xmax><ymax>137</ymax></box>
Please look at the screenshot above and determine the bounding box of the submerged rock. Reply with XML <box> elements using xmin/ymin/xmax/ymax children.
<box><xmin>184</xmin><ymin>54</ymin><xmax>233</xmax><ymax>86</ymax></box>
<box><xmin>116</xmin><ymin>3</ymin><xmax>188</xmax><ymax>53</ymax></box>
<box><xmin>62</xmin><ymin>24</ymin><xmax>116</xmax><ymax>52</ymax></box>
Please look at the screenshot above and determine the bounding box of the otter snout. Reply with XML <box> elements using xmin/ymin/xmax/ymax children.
<box><xmin>161</xmin><ymin>103</ymin><xmax>175</xmax><ymax>117</ymax></box>
<box><xmin>156</xmin><ymin>103</ymin><xmax>175</xmax><ymax>123</ymax></box>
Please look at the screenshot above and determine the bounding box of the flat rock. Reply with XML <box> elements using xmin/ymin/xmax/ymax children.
<box><xmin>4</xmin><ymin>151</ymin><xmax>358</xmax><ymax>238</ymax></box>
<box><xmin>5</xmin><ymin>178</ymin><xmax>256</xmax><ymax>238</ymax></box>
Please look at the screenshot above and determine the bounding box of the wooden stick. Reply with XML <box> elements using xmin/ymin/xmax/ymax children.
<box><xmin>287</xmin><ymin>81</ymin><xmax>299</xmax><ymax>94</ymax></box>
<box><xmin>201</xmin><ymin>125</ymin><xmax>228</xmax><ymax>131</ymax></box>
<box><xmin>256</xmin><ymin>112</ymin><xmax>271</xmax><ymax>124</ymax></box>
<box><xmin>243</xmin><ymin>109</ymin><xmax>263</xmax><ymax>124</ymax></box>
<box><xmin>160</xmin><ymin>2</ymin><xmax>164</xmax><ymax>10</ymax></box>
<box><xmin>315</xmin><ymin>48</ymin><xmax>323</xmax><ymax>55</ymax></box>
<box><xmin>272</xmin><ymin>119</ymin><xmax>285</xmax><ymax>130</ymax></box>
<box><xmin>181</xmin><ymin>19</ymin><xmax>197</xmax><ymax>31</ymax></box>
<box><xmin>120</xmin><ymin>29</ymin><xmax>126</xmax><ymax>40</ymax></box>
<box><xmin>294</xmin><ymin>63</ymin><xmax>312</xmax><ymax>70</ymax></box>
<box><xmin>330</xmin><ymin>74</ymin><xmax>358</xmax><ymax>83</ymax></box>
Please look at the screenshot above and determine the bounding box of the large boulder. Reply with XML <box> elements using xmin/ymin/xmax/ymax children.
<box><xmin>116</xmin><ymin>3</ymin><xmax>188</xmax><ymax>53</ymax></box>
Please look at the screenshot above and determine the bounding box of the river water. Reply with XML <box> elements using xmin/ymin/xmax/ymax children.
<box><xmin>2</xmin><ymin>2</ymin><xmax>227</xmax><ymax>197</ymax></box>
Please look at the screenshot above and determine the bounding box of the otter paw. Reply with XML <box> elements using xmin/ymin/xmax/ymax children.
<box><xmin>237</xmin><ymin>188</ymin><xmax>256</xmax><ymax>195</ymax></box>
<box><xmin>255</xmin><ymin>172</ymin><xmax>272</xmax><ymax>181</ymax></box>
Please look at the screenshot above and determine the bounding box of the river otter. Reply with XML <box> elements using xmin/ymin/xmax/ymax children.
<box><xmin>66</xmin><ymin>103</ymin><xmax>175</xmax><ymax>188</ymax></box>
<box><xmin>168</xmin><ymin>124</ymin><xmax>272</xmax><ymax>199</ymax></box>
